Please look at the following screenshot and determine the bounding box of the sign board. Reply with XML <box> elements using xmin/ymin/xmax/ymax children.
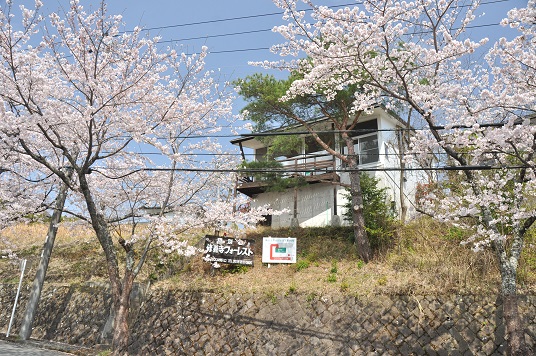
<box><xmin>203</xmin><ymin>235</ymin><xmax>255</xmax><ymax>266</ymax></box>
<box><xmin>262</xmin><ymin>237</ymin><xmax>297</xmax><ymax>264</ymax></box>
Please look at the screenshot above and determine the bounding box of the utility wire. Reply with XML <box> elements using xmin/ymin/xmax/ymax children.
<box><xmin>112</xmin><ymin>121</ymin><xmax>523</xmax><ymax>141</ymax></box>
<box><xmin>107</xmin><ymin>151</ymin><xmax>445</xmax><ymax>157</ymax></box>
<box><xmin>240</xmin><ymin>124</ymin><xmax>508</xmax><ymax>137</ymax></box>
<box><xmin>123</xmin><ymin>0</ymin><xmax>511</xmax><ymax>54</ymax></box>
<box><xmin>160</xmin><ymin>21</ymin><xmax>507</xmax><ymax>50</ymax></box>
<box><xmin>159</xmin><ymin>20</ymin><xmax>502</xmax><ymax>45</ymax></box>
<box><xmin>166</xmin><ymin>29</ymin><xmax>272</xmax><ymax>43</ymax></box>
<box><xmin>46</xmin><ymin>1</ymin><xmax>515</xmax><ymax>61</ymax></box>
<box><xmin>127</xmin><ymin>0</ymin><xmax>508</xmax><ymax>34</ymax></box>
<box><xmin>122</xmin><ymin>3</ymin><xmax>360</xmax><ymax>33</ymax></box>
<box><xmin>152</xmin><ymin>20</ymin><xmax>508</xmax><ymax>55</ymax></box>
<box><xmin>90</xmin><ymin>164</ymin><xmax>530</xmax><ymax>177</ymax></box>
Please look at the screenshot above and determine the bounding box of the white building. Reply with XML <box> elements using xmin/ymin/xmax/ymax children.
<box><xmin>232</xmin><ymin>107</ymin><xmax>423</xmax><ymax>228</ymax></box>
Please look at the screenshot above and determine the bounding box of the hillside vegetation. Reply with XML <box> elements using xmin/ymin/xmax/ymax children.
<box><xmin>1</xmin><ymin>218</ymin><xmax>535</xmax><ymax>297</ymax></box>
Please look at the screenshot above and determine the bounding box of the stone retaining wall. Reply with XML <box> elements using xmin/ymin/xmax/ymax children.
<box><xmin>1</xmin><ymin>284</ymin><xmax>534</xmax><ymax>354</ymax></box>
<box><xmin>0</xmin><ymin>284</ymin><xmax>111</xmax><ymax>346</ymax></box>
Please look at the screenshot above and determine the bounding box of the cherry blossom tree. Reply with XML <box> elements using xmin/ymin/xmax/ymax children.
<box><xmin>263</xmin><ymin>0</ymin><xmax>535</xmax><ymax>354</ymax></box>
<box><xmin>0</xmin><ymin>1</ymin><xmax>275</xmax><ymax>352</ymax></box>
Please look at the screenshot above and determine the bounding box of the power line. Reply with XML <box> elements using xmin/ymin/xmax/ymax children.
<box><xmin>127</xmin><ymin>0</ymin><xmax>508</xmax><ymax>34</ymax></box>
<box><xmin>238</xmin><ymin>128</ymin><xmax>421</xmax><ymax>138</ymax></box>
<box><xmin>160</xmin><ymin>21</ymin><xmax>506</xmax><ymax>51</ymax></box>
<box><xmin>164</xmin><ymin>29</ymin><xmax>272</xmax><ymax>43</ymax></box>
<box><xmin>127</xmin><ymin>122</ymin><xmax>519</xmax><ymax>141</ymax></box>
<box><xmin>106</xmin><ymin>151</ymin><xmax>444</xmax><ymax>158</ymax></box>
<box><xmin>125</xmin><ymin>0</ymin><xmax>511</xmax><ymax>53</ymax></box>
<box><xmin>123</xmin><ymin>3</ymin><xmax>360</xmax><ymax>33</ymax></box>
<box><xmin>124</xmin><ymin>12</ymin><xmax>282</xmax><ymax>33</ymax></box>
<box><xmin>209</xmin><ymin>47</ymin><xmax>271</xmax><ymax>55</ymax></box>
<box><xmin>151</xmin><ymin>21</ymin><xmax>507</xmax><ymax>55</ymax></box>
<box><xmin>159</xmin><ymin>21</ymin><xmax>503</xmax><ymax>46</ymax></box>
<box><xmin>43</xmin><ymin>1</ymin><xmax>516</xmax><ymax>64</ymax></box>
<box><xmin>90</xmin><ymin>164</ymin><xmax>530</xmax><ymax>177</ymax></box>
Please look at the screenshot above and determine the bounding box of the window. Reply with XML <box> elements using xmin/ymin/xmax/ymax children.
<box><xmin>255</xmin><ymin>147</ymin><xmax>267</xmax><ymax>161</ymax></box>
<box><xmin>343</xmin><ymin>119</ymin><xmax>380</xmax><ymax>165</ymax></box>
<box><xmin>342</xmin><ymin>133</ymin><xmax>380</xmax><ymax>165</ymax></box>
<box><xmin>305</xmin><ymin>132</ymin><xmax>335</xmax><ymax>154</ymax></box>
<box><xmin>355</xmin><ymin>134</ymin><xmax>379</xmax><ymax>164</ymax></box>
<box><xmin>348</xmin><ymin>119</ymin><xmax>377</xmax><ymax>137</ymax></box>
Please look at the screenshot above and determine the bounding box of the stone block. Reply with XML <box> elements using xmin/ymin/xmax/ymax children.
<box><xmin>0</xmin><ymin>285</ymin><xmax>534</xmax><ymax>355</ymax></box>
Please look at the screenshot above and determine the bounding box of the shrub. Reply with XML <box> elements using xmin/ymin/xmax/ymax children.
<box><xmin>343</xmin><ymin>173</ymin><xmax>395</xmax><ymax>251</ymax></box>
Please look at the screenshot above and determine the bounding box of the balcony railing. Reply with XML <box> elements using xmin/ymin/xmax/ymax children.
<box><xmin>278</xmin><ymin>153</ymin><xmax>335</xmax><ymax>176</ymax></box>
<box><xmin>237</xmin><ymin>153</ymin><xmax>339</xmax><ymax>196</ymax></box>
<box><xmin>239</xmin><ymin>153</ymin><xmax>335</xmax><ymax>184</ymax></box>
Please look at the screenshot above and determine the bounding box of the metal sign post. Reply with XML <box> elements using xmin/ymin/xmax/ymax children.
<box><xmin>6</xmin><ymin>258</ymin><xmax>26</xmax><ymax>337</ymax></box>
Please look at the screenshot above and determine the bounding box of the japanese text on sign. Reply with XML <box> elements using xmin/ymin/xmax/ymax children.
<box><xmin>203</xmin><ymin>235</ymin><xmax>255</xmax><ymax>266</ymax></box>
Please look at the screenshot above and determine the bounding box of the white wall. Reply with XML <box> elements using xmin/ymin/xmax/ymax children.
<box><xmin>251</xmin><ymin>183</ymin><xmax>346</xmax><ymax>228</ymax></box>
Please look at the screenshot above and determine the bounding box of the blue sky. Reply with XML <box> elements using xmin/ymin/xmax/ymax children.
<box><xmin>48</xmin><ymin>0</ymin><xmax>291</xmax><ymax>82</ymax></box>
<box><xmin>37</xmin><ymin>0</ymin><xmax>529</xmax><ymax>154</ymax></box>
<box><xmin>48</xmin><ymin>0</ymin><xmax>528</xmax><ymax>87</ymax></box>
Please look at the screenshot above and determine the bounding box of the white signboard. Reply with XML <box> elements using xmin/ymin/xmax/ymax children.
<box><xmin>262</xmin><ymin>237</ymin><xmax>297</xmax><ymax>264</ymax></box>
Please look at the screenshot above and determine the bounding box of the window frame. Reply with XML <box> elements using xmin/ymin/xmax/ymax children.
<box><xmin>354</xmin><ymin>133</ymin><xmax>380</xmax><ymax>165</ymax></box>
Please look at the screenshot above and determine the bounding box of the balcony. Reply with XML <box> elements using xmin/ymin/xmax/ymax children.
<box><xmin>237</xmin><ymin>153</ymin><xmax>340</xmax><ymax>197</ymax></box>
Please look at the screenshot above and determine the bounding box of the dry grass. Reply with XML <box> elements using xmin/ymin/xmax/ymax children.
<box><xmin>164</xmin><ymin>220</ymin><xmax>509</xmax><ymax>297</ymax></box>
<box><xmin>1</xmin><ymin>218</ymin><xmax>535</xmax><ymax>298</ymax></box>
<box><xmin>1</xmin><ymin>222</ymin><xmax>95</xmax><ymax>248</ymax></box>
<box><xmin>0</xmin><ymin>222</ymin><xmax>106</xmax><ymax>284</ymax></box>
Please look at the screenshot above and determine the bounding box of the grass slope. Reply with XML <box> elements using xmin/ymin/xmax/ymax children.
<box><xmin>1</xmin><ymin>218</ymin><xmax>535</xmax><ymax>297</ymax></box>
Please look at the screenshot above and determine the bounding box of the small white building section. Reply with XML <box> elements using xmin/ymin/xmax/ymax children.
<box><xmin>232</xmin><ymin>107</ymin><xmax>423</xmax><ymax>228</ymax></box>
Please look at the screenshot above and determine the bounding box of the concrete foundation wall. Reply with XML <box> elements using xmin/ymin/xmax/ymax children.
<box><xmin>252</xmin><ymin>183</ymin><xmax>345</xmax><ymax>228</ymax></box>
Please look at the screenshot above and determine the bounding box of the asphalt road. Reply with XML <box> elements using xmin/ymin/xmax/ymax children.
<box><xmin>0</xmin><ymin>340</ymin><xmax>73</xmax><ymax>356</ymax></box>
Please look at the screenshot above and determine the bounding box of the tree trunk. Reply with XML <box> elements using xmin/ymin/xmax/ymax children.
<box><xmin>398</xmin><ymin>114</ymin><xmax>411</xmax><ymax>223</ymax></box>
<box><xmin>19</xmin><ymin>177</ymin><xmax>70</xmax><ymax>340</ymax></box>
<box><xmin>112</xmin><ymin>273</ymin><xmax>135</xmax><ymax>355</ymax></box>
<box><xmin>77</xmin><ymin>173</ymin><xmax>125</xmax><ymax>352</ymax></box>
<box><xmin>348</xmin><ymin>169</ymin><xmax>371</xmax><ymax>262</ymax></box>
<box><xmin>499</xmin><ymin>264</ymin><xmax>529</xmax><ymax>356</ymax></box>
<box><xmin>397</xmin><ymin>140</ymin><xmax>407</xmax><ymax>223</ymax></box>
<box><xmin>341</xmin><ymin>133</ymin><xmax>371</xmax><ymax>262</ymax></box>
<box><xmin>503</xmin><ymin>294</ymin><xmax>528</xmax><ymax>356</ymax></box>
<box><xmin>398</xmin><ymin>165</ymin><xmax>407</xmax><ymax>223</ymax></box>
